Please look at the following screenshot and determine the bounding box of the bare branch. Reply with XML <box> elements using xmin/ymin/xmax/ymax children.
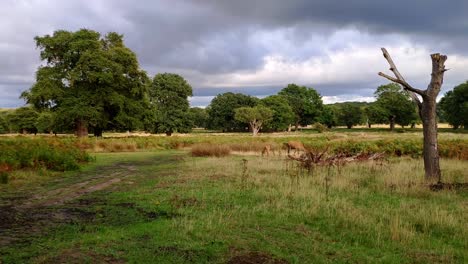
<box><xmin>378</xmin><ymin>72</ymin><xmax>400</xmax><ymax>83</ymax></box>
<box><xmin>379</xmin><ymin>48</ymin><xmax>426</xmax><ymax>97</ymax></box>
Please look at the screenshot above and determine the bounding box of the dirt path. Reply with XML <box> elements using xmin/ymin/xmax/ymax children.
<box><xmin>0</xmin><ymin>163</ymin><xmax>140</xmax><ymax>247</ymax></box>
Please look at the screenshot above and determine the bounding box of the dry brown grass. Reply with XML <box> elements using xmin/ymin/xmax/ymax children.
<box><xmin>191</xmin><ymin>143</ymin><xmax>231</xmax><ymax>157</ymax></box>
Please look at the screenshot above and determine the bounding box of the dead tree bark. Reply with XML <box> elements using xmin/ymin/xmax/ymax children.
<box><xmin>378</xmin><ymin>48</ymin><xmax>447</xmax><ymax>183</ymax></box>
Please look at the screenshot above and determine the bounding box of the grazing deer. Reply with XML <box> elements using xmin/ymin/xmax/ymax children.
<box><xmin>283</xmin><ymin>141</ymin><xmax>305</xmax><ymax>155</ymax></box>
<box><xmin>261</xmin><ymin>144</ymin><xmax>274</xmax><ymax>157</ymax></box>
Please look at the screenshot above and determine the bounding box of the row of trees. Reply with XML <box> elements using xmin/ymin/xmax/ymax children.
<box><xmin>5</xmin><ymin>29</ymin><xmax>466</xmax><ymax>137</ymax></box>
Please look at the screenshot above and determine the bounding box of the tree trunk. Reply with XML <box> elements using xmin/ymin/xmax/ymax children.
<box><xmin>94</xmin><ymin>127</ymin><xmax>103</xmax><ymax>137</ymax></box>
<box><xmin>166</xmin><ymin>131</ymin><xmax>173</xmax><ymax>136</ymax></box>
<box><xmin>421</xmin><ymin>97</ymin><xmax>441</xmax><ymax>183</ymax></box>
<box><xmin>287</xmin><ymin>124</ymin><xmax>292</xmax><ymax>132</ymax></box>
<box><xmin>346</xmin><ymin>124</ymin><xmax>352</xmax><ymax>129</ymax></box>
<box><xmin>252</xmin><ymin>127</ymin><xmax>259</xmax><ymax>136</ymax></box>
<box><xmin>389</xmin><ymin>116</ymin><xmax>395</xmax><ymax>131</ymax></box>
<box><xmin>75</xmin><ymin>119</ymin><xmax>88</xmax><ymax>138</ymax></box>
<box><xmin>368</xmin><ymin>123</ymin><xmax>371</xmax><ymax>128</ymax></box>
<box><xmin>294</xmin><ymin>122</ymin><xmax>299</xmax><ymax>132</ymax></box>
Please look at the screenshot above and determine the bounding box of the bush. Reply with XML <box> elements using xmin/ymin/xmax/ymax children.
<box><xmin>0</xmin><ymin>138</ymin><xmax>92</xmax><ymax>172</ymax></box>
<box><xmin>191</xmin><ymin>144</ymin><xmax>231</xmax><ymax>157</ymax></box>
<box><xmin>313</xmin><ymin>123</ymin><xmax>328</xmax><ymax>133</ymax></box>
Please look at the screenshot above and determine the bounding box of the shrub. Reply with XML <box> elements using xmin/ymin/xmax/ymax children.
<box><xmin>313</xmin><ymin>123</ymin><xmax>328</xmax><ymax>133</ymax></box>
<box><xmin>191</xmin><ymin>144</ymin><xmax>231</xmax><ymax>157</ymax></box>
<box><xmin>0</xmin><ymin>138</ymin><xmax>92</xmax><ymax>172</ymax></box>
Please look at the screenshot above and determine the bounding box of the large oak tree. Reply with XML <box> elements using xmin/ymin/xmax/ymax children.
<box><xmin>22</xmin><ymin>29</ymin><xmax>149</xmax><ymax>137</ymax></box>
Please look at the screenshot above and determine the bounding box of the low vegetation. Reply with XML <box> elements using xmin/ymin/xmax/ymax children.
<box><xmin>0</xmin><ymin>152</ymin><xmax>466</xmax><ymax>263</ymax></box>
<box><xmin>191</xmin><ymin>143</ymin><xmax>231</xmax><ymax>157</ymax></box>
<box><xmin>0</xmin><ymin>138</ymin><xmax>92</xmax><ymax>173</ymax></box>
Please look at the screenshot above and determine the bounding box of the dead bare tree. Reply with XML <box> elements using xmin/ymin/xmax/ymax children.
<box><xmin>378</xmin><ymin>48</ymin><xmax>447</xmax><ymax>183</ymax></box>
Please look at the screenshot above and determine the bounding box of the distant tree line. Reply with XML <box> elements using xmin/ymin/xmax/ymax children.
<box><xmin>2</xmin><ymin>29</ymin><xmax>466</xmax><ymax>136</ymax></box>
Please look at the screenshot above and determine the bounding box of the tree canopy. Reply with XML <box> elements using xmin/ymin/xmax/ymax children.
<box><xmin>149</xmin><ymin>73</ymin><xmax>193</xmax><ymax>136</ymax></box>
<box><xmin>259</xmin><ymin>95</ymin><xmax>295</xmax><ymax>131</ymax></box>
<box><xmin>278</xmin><ymin>84</ymin><xmax>323</xmax><ymax>130</ymax></box>
<box><xmin>234</xmin><ymin>106</ymin><xmax>273</xmax><ymax>136</ymax></box>
<box><xmin>207</xmin><ymin>92</ymin><xmax>259</xmax><ymax>132</ymax></box>
<box><xmin>7</xmin><ymin>107</ymin><xmax>39</xmax><ymax>134</ymax></box>
<box><xmin>439</xmin><ymin>81</ymin><xmax>468</xmax><ymax>129</ymax></box>
<box><xmin>337</xmin><ymin>104</ymin><xmax>362</xmax><ymax>129</ymax></box>
<box><xmin>374</xmin><ymin>83</ymin><xmax>418</xmax><ymax>130</ymax></box>
<box><xmin>21</xmin><ymin>29</ymin><xmax>149</xmax><ymax>137</ymax></box>
<box><xmin>189</xmin><ymin>107</ymin><xmax>209</xmax><ymax>129</ymax></box>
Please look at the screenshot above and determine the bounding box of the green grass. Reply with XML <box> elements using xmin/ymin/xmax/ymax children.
<box><xmin>1</xmin><ymin>151</ymin><xmax>466</xmax><ymax>263</ymax></box>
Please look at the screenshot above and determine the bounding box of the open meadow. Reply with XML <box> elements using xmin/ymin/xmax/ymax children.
<box><xmin>0</xmin><ymin>129</ymin><xmax>467</xmax><ymax>263</ymax></box>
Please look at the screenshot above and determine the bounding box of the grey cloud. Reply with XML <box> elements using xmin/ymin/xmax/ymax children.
<box><xmin>1</xmin><ymin>0</ymin><xmax>467</xmax><ymax>108</ymax></box>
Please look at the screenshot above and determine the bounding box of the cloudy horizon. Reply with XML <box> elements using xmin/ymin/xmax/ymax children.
<box><xmin>1</xmin><ymin>0</ymin><xmax>467</xmax><ymax>108</ymax></box>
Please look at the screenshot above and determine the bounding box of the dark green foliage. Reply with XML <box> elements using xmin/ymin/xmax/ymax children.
<box><xmin>35</xmin><ymin>111</ymin><xmax>56</xmax><ymax>133</ymax></box>
<box><xmin>374</xmin><ymin>83</ymin><xmax>419</xmax><ymax>129</ymax></box>
<box><xmin>189</xmin><ymin>107</ymin><xmax>209</xmax><ymax>128</ymax></box>
<box><xmin>234</xmin><ymin>106</ymin><xmax>273</xmax><ymax>135</ymax></box>
<box><xmin>364</xmin><ymin>104</ymin><xmax>387</xmax><ymax>128</ymax></box>
<box><xmin>207</xmin><ymin>92</ymin><xmax>259</xmax><ymax>131</ymax></box>
<box><xmin>259</xmin><ymin>95</ymin><xmax>295</xmax><ymax>131</ymax></box>
<box><xmin>0</xmin><ymin>115</ymin><xmax>9</xmax><ymax>134</ymax></box>
<box><xmin>439</xmin><ymin>81</ymin><xmax>468</xmax><ymax>129</ymax></box>
<box><xmin>21</xmin><ymin>29</ymin><xmax>149</xmax><ymax>136</ymax></box>
<box><xmin>278</xmin><ymin>84</ymin><xmax>323</xmax><ymax>129</ymax></box>
<box><xmin>319</xmin><ymin>105</ymin><xmax>338</xmax><ymax>128</ymax></box>
<box><xmin>7</xmin><ymin>107</ymin><xmax>39</xmax><ymax>134</ymax></box>
<box><xmin>337</xmin><ymin>104</ymin><xmax>362</xmax><ymax>129</ymax></box>
<box><xmin>150</xmin><ymin>73</ymin><xmax>193</xmax><ymax>135</ymax></box>
<box><xmin>0</xmin><ymin>138</ymin><xmax>92</xmax><ymax>171</ymax></box>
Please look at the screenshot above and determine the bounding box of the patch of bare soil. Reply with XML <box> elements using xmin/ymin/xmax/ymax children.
<box><xmin>227</xmin><ymin>252</ymin><xmax>289</xmax><ymax>264</ymax></box>
<box><xmin>0</xmin><ymin>164</ymin><xmax>138</xmax><ymax>247</ymax></box>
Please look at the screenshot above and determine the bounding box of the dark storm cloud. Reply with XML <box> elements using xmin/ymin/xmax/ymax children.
<box><xmin>1</xmin><ymin>0</ymin><xmax>467</xmax><ymax>107</ymax></box>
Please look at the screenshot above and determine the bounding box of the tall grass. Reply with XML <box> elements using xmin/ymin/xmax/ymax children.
<box><xmin>191</xmin><ymin>143</ymin><xmax>231</xmax><ymax>157</ymax></box>
<box><xmin>176</xmin><ymin>155</ymin><xmax>467</xmax><ymax>262</ymax></box>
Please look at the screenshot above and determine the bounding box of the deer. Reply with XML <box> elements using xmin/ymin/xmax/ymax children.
<box><xmin>283</xmin><ymin>141</ymin><xmax>305</xmax><ymax>155</ymax></box>
<box><xmin>261</xmin><ymin>144</ymin><xmax>274</xmax><ymax>157</ymax></box>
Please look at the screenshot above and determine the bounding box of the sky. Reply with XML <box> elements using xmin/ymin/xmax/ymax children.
<box><xmin>1</xmin><ymin>0</ymin><xmax>467</xmax><ymax>108</ymax></box>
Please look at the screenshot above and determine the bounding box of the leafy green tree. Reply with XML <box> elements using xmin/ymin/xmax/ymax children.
<box><xmin>374</xmin><ymin>83</ymin><xmax>418</xmax><ymax>130</ymax></box>
<box><xmin>439</xmin><ymin>81</ymin><xmax>468</xmax><ymax>129</ymax></box>
<box><xmin>337</xmin><ymin>104</ymin><xmax>362</xmax><ymax>129</ymax></box>
<box><xmin>278</xmin><ymin>84</ymin><xmax>323</xmax><ymax>130</ymax></box>
<box><xmin>21</xmin><ymin>29</ymin><xmax>149</xmax><ymax>137</ymax></box>
<box><xmin>234</xmin><ymin>106</ymin><xmax>273</xmax><ymax>136</ymax></box>
<box><xmin>319</xmin><ymin>105</ymin><xmax>338</xmax><ymax>129</ymax></box>
<box><xmin>149</xmin><ymin>73</ymin><xmax>193</xmax><ymax>136</ymax></box>
<box><xmin>35</xmin><ymin>111</ymin><xmax>56</xmax><ymax>134</ymax></box>
<box><xmin>207</xmin><ymin>92</ymin><xmax>258</xmax><ymax>132</ymax></box>
<box><xmin>189</xmin><ymin>107</ymin><xmax>209</xmax><ymax>128</ymax></box>
<box><xmin>364</xmin><ymin>104</ymin><xmax>387</xmax><ymax>128</ymax></box>
<box><xmin>0</xmin><ymin>115</ymin><xmax>9</xmax><ymax>134</ymax></box>
<box><xmin>259</xmin><ymin>95</ymin><xmax>295</xmax><ymax>131</ymax></box>
<box><xmin>7</xmin><ymin>107</ymin><xmax>39</xmax><ymax>134</ymax></box>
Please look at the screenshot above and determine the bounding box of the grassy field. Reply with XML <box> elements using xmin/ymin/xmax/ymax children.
<box><xmin>0</xmin><ymin>134</ymin><xmax>467</xmax><ymax>263</ymax></box>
